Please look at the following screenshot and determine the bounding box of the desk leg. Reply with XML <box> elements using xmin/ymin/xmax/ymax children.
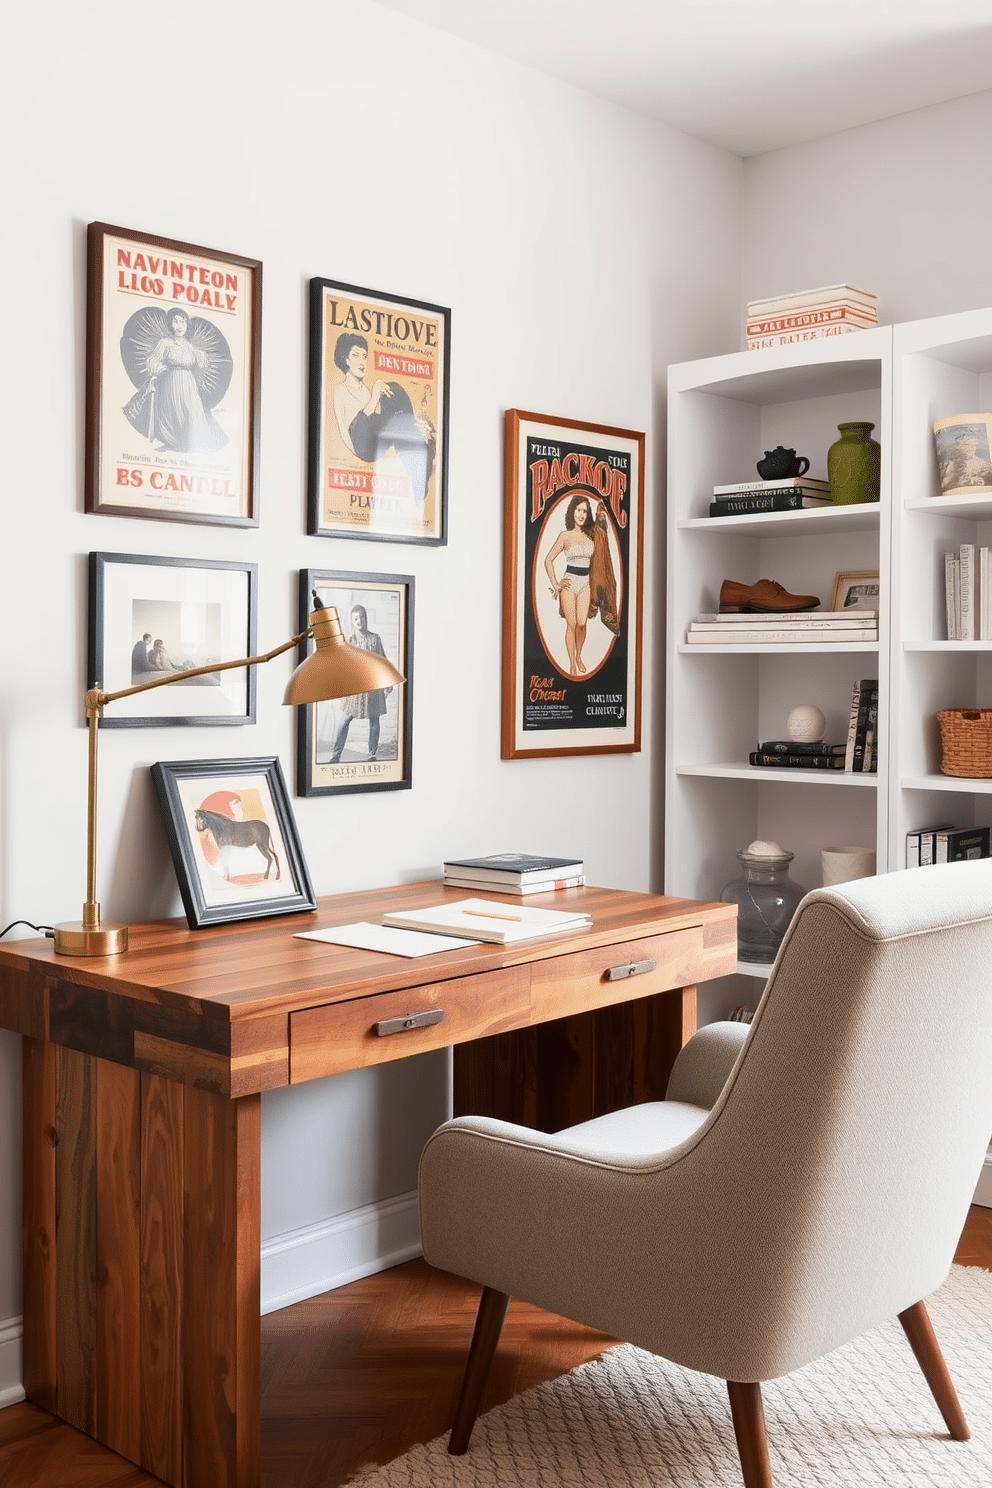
<box><xmin>22</xmin><ymin>1039</ymin><xmax>261</xmax><ymax>1488</ymax></box>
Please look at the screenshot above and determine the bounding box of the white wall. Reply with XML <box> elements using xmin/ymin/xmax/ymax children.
<box><xmin>0</xmin><ymin>0</ymin><xmax>743</xmax><ymax>1374</ymax></box>
<box><xmin>742</xmin><ymin>91</ymin><xmax>992</xmax><ymax>327</ymax></box>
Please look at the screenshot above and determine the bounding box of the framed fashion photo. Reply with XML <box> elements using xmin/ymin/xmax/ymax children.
<box><xmin>307</xmin><ymin>278</ymin><xmax>449</xmax><ymax>545</ymax></box>
<box><xmin>830</xmin><ymin>569</ymin><xmax>880</xmax><ymax>611</ymax></box>
<box><xmin>88</xmin><ymin>551</ymin><xmax>257</xmax><ymax>727</ymax></box>
<box><xmin>85</xmin><ymin>222</ymin><xmax>262</xmax><ymax>526</ymax></box>
<box><xmin>296</xmin><ymin>569</ymin><xmax>413</xmax><ymax>796</ymax></box>
<box><xmin>151</xmin><ymin>756</ymin><xmax>316</xmax><ymax>929</ymax></box>
<box><xmin>501</xmin><ymin>410</ymin><xmax>644</xmax><ymax>760</ymax></box>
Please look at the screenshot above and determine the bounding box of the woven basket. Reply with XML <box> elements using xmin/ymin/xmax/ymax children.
<box><xmin>936</xmin><ymin>708</ymin><xmax>992</xmax><ymax>777</ymax></box>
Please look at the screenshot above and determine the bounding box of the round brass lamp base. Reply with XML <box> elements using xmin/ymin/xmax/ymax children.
<box><xmin>50</xmin><ymin>921</ymin><xmax>129</xmax><ymax>956</ymax></box>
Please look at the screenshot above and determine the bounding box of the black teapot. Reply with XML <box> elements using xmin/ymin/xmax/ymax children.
<box><xmin>756</xmin><ymin>446</ymin><xmax>810</xmax><ymax>480</ymax></box>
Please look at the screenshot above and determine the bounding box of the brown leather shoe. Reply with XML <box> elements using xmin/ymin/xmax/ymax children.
<box><xmin>719</xmin><ymin>578</ymin><xmax>820</xmax><ymax>613</ymax></box>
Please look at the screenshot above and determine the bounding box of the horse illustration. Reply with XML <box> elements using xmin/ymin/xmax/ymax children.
<box><xmin>193</xmin><ymin>807</ymin><xmax>281</xmax><ymax>881</ymax></box>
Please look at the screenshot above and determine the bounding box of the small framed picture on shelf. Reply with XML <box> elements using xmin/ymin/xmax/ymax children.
<box><xmin>502</xmin><ymin>409</ymin><xmax>644</xmax><ymax>759</ymax></box>
<box><xmin>88</xmin><ymin>551</ymin><xmax>257</xmax><ymax>727</ymax></box>
<box><xmin>830</xmin><ymin>569</ymin><xmax>880</xmax><ymax>612</ymax></box>
<box><xmin>295</xmin><ymin>569</ymin><xmax>414</xmax><ymax>796</ymax></box>
<box><xmin>85</xmin><ymin>222</ymin><xmax>262</xmax><ymax>526</ymax></box>
<box><xmin>151</xmin><ymin>756</ymin><xmax>317</xmax><ymax>929</ymax></box>
<box><xmin>307</xmin><ymin>278</ymin><xmax>450</xmax><ymax>545</ymax></box>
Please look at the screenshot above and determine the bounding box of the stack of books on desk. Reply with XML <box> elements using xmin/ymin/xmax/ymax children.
<box><xmin>686</xmin><ymin>611</ymin><xmax>878</xmax><ymax>645</ymax></box>
<box><xmin>746</xmin><ymin>284</ymin><xmax>878</xmax><ymax>350</ymax></box>
<box><xmin>708</xmin><ymin>477</ymin><xmax>832</xmax><ymax>518</ymax></box>
<box><xmin>442</xmin><ymin>852</ymin><xmax>585</xmax><ymax>894</ymax></box>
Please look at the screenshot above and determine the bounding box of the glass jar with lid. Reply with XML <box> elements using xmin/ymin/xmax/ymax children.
<box><xmin>720</xmin><ymin>840</ymin><xmax>807</xmax><ymax>965</ymax></box>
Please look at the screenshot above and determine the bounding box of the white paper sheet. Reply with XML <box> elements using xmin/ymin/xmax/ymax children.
<box><xmin>294</xmin><ymin>921</ymin><xmax>479</xmax><ymax>957</ymax></box>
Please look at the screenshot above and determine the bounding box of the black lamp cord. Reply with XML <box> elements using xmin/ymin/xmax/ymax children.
<box><xmin>1</xmin><ymin>920</ymin><xmax>53</xmax><ymax>938</ymax></box>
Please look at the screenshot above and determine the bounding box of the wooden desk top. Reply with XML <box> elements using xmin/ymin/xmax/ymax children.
<box><xmin>0</xmin><ymin>880</ymin><xmax>735</xmax><ymax>1098</ymax></box>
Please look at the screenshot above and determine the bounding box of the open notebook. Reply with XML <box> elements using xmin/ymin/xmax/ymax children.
<box><xmin>381</xmin><ymin>897</ymin><xmax>592</xmax><ymax>944</ymax></box>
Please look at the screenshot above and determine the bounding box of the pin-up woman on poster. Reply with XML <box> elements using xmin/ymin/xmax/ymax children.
<box><xmin>331</xmin><ymin>332</ymin><xmax>435</xmax><ymax>506</ymax></box>
<box><xmin>543</xmin><ymin>492</ymin><xmax>620</xmax><ymax>676</ymax></box>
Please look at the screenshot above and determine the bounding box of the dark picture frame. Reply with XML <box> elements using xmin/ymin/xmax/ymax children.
<box><xmin>151</xmin><ymin>756</ymin><xmax>316</xmax><ymax>929</ymax></box>
<box><xmin>85</xmin><ymin>222</ymin><xmax>262</xmax><ymax>527</ymax></box>
<box><xmin>296</xmin><ymin>569</ymin><xmax>414</xmax><ymax>796</ymax></box>
<box><xmin>501</xmin><ymin>410</ymin><xmax>644</xmax><ymax>759</ymax></box>
<box><xmin>88</xmin><ymin>551</ymin><xmax>257</xmax><ymax>727</ymax></box>
<box><xmin>307</xmin><ymin>277</ymin><xmax>449</xmax><ymax>545</ymax></box>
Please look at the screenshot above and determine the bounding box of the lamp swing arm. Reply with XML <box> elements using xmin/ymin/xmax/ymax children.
<box><xmin>84</xmin><ymin>629</ymin><xmax>311</xmax><ymax>717</ymax></box>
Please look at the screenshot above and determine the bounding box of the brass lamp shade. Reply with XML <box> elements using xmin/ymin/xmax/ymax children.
<box><xmin>284</xmin><ymin>605</ymin><xmax>404</xmax><ymax>704</ymax></box>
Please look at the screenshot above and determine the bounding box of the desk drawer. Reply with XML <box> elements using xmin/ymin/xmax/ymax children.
<box><xmin>529</xmin><ymin>927</ymin><xmax>706</xmax><ymax>1022</ymax></box>
<box><xmin>290</xmin><ymin>965</ymin><xmax>530</xmax><ymax>1083</ymax></box>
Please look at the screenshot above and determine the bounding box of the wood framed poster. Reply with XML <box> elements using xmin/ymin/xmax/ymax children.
<box><xmin>502</xmin><ymin>410</ymin><xmax>644</xmax><ymax>759</ymax></box>
<box><xmin>307</xmin><ymin>277</ymin><xmax>449</xmax><ymax>544</ymax></box>
<box><xmin>85</xmin><ymin>222</ymin><xmax>262</xmax><ymax>526</ymax></box>
<box><xmin>296</xmin><ymin>569</ymin><xmax>413</xmax><ymax>796</ymax></box>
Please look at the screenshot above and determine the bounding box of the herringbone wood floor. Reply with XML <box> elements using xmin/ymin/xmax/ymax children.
<box><xmin>3</xmin><ymin>1207</ymin><xmax>992</xmax><ymax>1487</ymax></box>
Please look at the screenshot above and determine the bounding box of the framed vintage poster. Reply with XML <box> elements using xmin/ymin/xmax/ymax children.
<box><xmin>307</xmin><ymin>278</ymin><xmax>449</xmax><ymax>544</ymax></box>
<box><xmin>85</xmin><ymin>222</ymin><xmax>261</xmax><ymax>526</ymax></box>
<box><xmin>88</xmin><ymin>551</ymin><xmax>257</xmax><ymax>727</ymax></box>
<box><xmin>151</xmin><ymin>756</ymin><xmax>316</xmax><ymax>929</ymax></box>
<box><xmin>296</xmin><ymin>569</ymin><xmax>413</xmax><ymax>796</ymax></box>
<box><xmin>502</xmin><ymin>410</ymin><xmax>644</xmax><ymax>759</ymax></box>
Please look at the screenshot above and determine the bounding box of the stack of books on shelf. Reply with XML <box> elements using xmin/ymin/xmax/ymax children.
<box><xmin>906</xmin><ymin>823</ymin><xmax>991</xmax><ymax>867</ymax></box>
<box><xmin>745</xmin><ymin>284</ymin><xmax>878</xmax><ymax>351</ymax></box>
<box><xmin>749</xmin><ymin>739</ymin><xmax>847</xmax><ymax>771</ymax></box>
<box><xmin>843</xmin><ymin>678</ymin><xmax>879</xmax><ymax>773</ymax></box>
<box><xmin>442</xmin><ymin>852</ymin><xmax>585</xmax><ymax>895</ymax></box>
<box><xmin>944</xmin><ymin>543</ymin><xmax>992</xmax><ymax>640</ymax></box>
<box><xmin>686</xmin><ymin>611</ymin><xmax>878</xmax><ymax>645</ymax></box>
<box><xmin>708</xmin><ymin>477</ymin><xmax>832</xmax><ymax>517</ymax></box>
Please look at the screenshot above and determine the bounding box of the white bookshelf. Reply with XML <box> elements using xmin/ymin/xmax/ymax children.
<box><xmin>666</xmin><ymin>310</ymin><xmax>992</xmax><ymax>1026</ymax></box>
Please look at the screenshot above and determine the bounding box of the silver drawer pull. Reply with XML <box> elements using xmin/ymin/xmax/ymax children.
<box><xmin>375</xmin><ymin>1008</ymin><xmax>445</xmax><ymax>1037</ymax></box>
<box><xmin>605</xmin><ymin>957</ymin><xmax>657</xmax><ymax>982</ymax></box>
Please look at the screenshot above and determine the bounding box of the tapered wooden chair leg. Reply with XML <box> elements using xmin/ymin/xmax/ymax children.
<box><xmin>727</xmin><ymin>1380</ymin><xmax>774</xmax><ymax>1488</ymax></box>
<box><xmin>898</xmin><ymin>1299</ymin><xmax>970</xmax><ymax>1440</ymax></box>
<box><xmin>448</xmin><ymin>1286</ymin><xmax>511</xmax><ymax>1455</ymax></box>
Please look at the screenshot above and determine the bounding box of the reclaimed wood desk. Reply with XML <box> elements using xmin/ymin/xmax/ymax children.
<box><xmin>0</xmin><ymin>880</ymin><xmax>735</xmax><ymax>1488</ymax></box>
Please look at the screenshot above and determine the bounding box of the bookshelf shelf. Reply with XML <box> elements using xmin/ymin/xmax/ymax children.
<box><xmin>666</xmin><ymin>308</ymin><xmax>992</xmax><ymax>1020</ymax></box>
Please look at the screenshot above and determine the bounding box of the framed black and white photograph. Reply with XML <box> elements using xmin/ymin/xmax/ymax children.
<box><xmin>151</xmin><ymin>756</ymin><xmax>316</xmax><ymax>929</ymax></box>
<box><xmin>85</xmin><ymin>222</ymin><xmax>262</xmax><ymax>527</ymax></box>
<box><xmin>296</xmin><ymin>569</ymin><xmax>413</xmax><ymax>796</ymax></box>
<box><xmin>307</xmin><ymin>278</ymin><xmax>449</xmax><ymax>544</ymax></box>
<box><xmin>830</xmin><ymin>568</ymin><xmax>880</xmax><ymax>611</ymax></box>
<box><xmin>88</xmin><ymin>551</ymin><xmax>257</xmax><ymax>726</ymax></box>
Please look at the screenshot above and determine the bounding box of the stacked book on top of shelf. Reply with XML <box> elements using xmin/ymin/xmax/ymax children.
<box><xmin>442</xmin><ymin>852</ymin><xmax>585</xmax><ymax>895</ymax></box>
<box><xmin>749</xmin><ymin>739</ymin><xmax>847</xmax><ymax>771</ymax></box>
<box><xmin>685</xmin><ymin>610</ymin><xmax>879</xmax><ymax>646</ymax></box>
<box><xmin>906</xmin><ymin>823</ymin><xmax>991</xmax><ymax>867</ymax></box>
<box><xmin>944</xmin><ymin>543</ymin><xmax>992</xmax><ymax>640</ymax></box>
<box><xmin>746</xmin><ymin>283</ymin><xmax>878</xmax><ymax>351</ymax></box>
<box><xmin>708</xmin><ymin>476</ymin><xmax>832</xmax><ymax>518</ymax></box>
<box><xmin>843</xmin><ymin>678</ymin><xmax>879</xmax><ymax>773</ymax></box>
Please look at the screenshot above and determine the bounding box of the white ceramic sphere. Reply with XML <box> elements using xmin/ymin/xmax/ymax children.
<box><xmin>786</xmin><ymin>704</ymin><xmax>826</xmax><ymax>743</ymax></box>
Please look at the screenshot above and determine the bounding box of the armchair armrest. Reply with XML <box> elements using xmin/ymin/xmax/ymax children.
<box><xmin>665</xmin><ymin>1020</ymin><xmax>750</xmax><ymax>1109</ymax></box>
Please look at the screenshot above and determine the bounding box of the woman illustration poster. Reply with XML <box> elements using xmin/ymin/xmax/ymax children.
<box><xmin>120</xmin><ymin>305</ymin><xmax>234</xmax><ymax>455</ymax></box>
<box><xmin>537</xmin><ymin>492</ymin><xmax>622</xmax><ymax>678</ymax></box>
<box><xmin>331</xmin><ymin>331</ymin><xmax>435</xmax><ymax>506</ymax></box>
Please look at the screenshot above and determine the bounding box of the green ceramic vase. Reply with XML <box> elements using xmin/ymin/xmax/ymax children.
<box><xmin>827</xmin><ymin>421</ymin><xmax>881</xmax><ymax>505</ymax></box>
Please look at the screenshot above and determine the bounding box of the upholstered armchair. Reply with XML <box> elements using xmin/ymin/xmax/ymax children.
<box><xmin>419</xmin><ymin>861</ymin><xmax>992</xmax><ymax>1488</ymax></box>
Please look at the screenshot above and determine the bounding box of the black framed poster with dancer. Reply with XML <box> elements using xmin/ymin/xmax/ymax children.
<box><xmin>307</xmin><ymin>278</ymin><xmax>449</xmax><ymax>545</ymax></box>
<box><xmin>502</xmin><ymin>410</ymin><xmax>644</xmax><ymax>760</ymax></box>
<box><xmin>85</xmin><ymin>222</ymin><xmax>261</xmax><ymax>526</ymax></box>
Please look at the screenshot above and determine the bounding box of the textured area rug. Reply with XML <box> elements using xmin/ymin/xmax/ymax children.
<box><xmin>349</xmin><ymin>1266</ymin><xmax>992</xmax><ymax>1486</ymax></box>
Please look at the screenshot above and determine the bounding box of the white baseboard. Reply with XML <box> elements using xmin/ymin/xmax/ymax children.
<box><xmin>260</xmin><ymin>1189</ymin><xmax>422</xmax><ymax>1316</ymax></box>
<box><xmin>973</xmin><ymin>1146</ymin><xmax>992</xmax><ymax>1209</ymax></box>
<box><xmin>0</xmin><ymin>1316</ymin><xmax>24</xmax><ymax>1410</ymax></box>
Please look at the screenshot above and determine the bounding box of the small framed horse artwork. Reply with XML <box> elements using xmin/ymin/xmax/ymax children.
<box><xmin>151</xmin><ymin>756</ymin><xmax>316</xmax><ymax>928</ymax></box>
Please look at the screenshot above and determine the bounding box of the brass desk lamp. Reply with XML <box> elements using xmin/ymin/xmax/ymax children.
<box><xmin>51</xmin><ymin>598</ymin><xmax>404</xmax><ymax>957</ymax></box>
